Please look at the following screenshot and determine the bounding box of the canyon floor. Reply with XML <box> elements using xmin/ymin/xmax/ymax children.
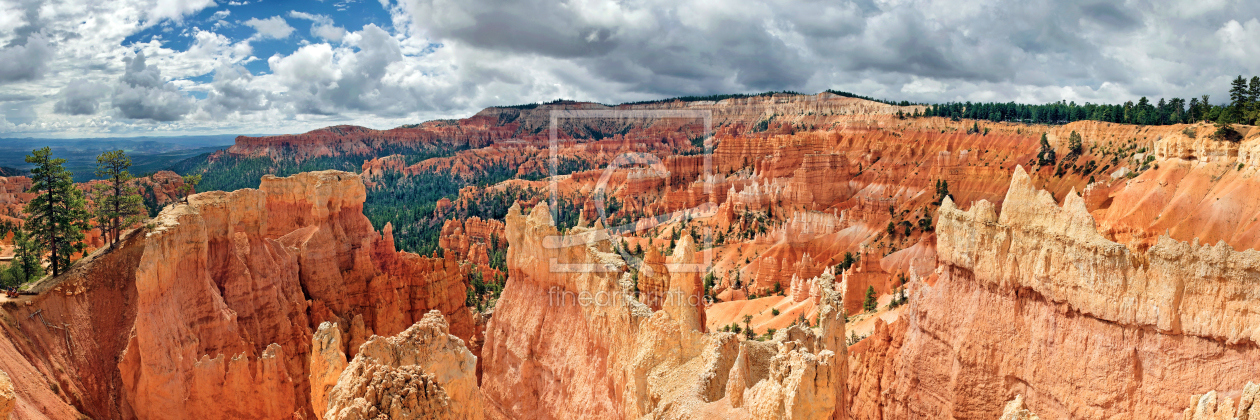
<box><xmin>0</xmin><ymin>93</ymin><xmax>1258</xmax><ymax>418</ymax></box>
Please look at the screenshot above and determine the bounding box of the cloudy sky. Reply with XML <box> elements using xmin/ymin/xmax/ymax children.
<box><xmin>1</xmin><ymin>0</ymin><xmax>1259</xmax><ymax>137</ymax></box>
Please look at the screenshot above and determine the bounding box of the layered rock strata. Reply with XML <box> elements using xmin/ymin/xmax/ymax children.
<box><xmin>848</xmin><ymin>165</ymin><xmax>1260</xmax><ymax>419</ymax></box>
<box><xmin>999</xmin><ymin>395</ymin><xmax>1041</xmax><ymax>420</ymax></box>
<box><xmin>315</xmin><ymin>310</ymin><xmax>483</xmax><ymax>420</ymax></box>
<box><xmin>478</xmin><ymin>202</ymin><xmax>848</xmax><ymax>419</ymax></box>
<box><xmin>1182</xmin><ymin>383</ymin><xmax>1260</xmax><ymax>420</ymax></box>
<box><xmin>0</xmin><ymin>170</ymin><xmax>474</xmax><ymax>419</ymax></box>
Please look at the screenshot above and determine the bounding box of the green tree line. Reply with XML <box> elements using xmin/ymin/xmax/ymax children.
<box><xmin>917</xmin><ymin>75</ymin><xmax>1260</xmax><ymax>126</ymax></box>
<box><xmin>3</xmin><ymin>148</ymin><xmax>170</xmax><ymax>287</ymax></box>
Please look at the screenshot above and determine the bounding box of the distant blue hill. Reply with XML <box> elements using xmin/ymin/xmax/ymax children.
<box><xmin>0</xmin><ymin>135</ymin><xmax>246</xmax><ymax>182</ymax></box>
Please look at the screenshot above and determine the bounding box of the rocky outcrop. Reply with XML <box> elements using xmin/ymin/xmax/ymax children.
<box><xmin>0</xmin><ymin>175</ymin><xmax>33</xmax><ymax>227</ymax></box>
<box><xmin>845</xmin><ymin>318</ymin><xmax>906</xmax><ymax>419</ymax></box>
<box><xmin>19</xmin><ymin>97</ymin><xmax>1258</xmax><ymax>419</ymax></box>
<box><xmin>439</xmin><ymin>217</ymin><xmax>505</xmax><ymax>266</ymax></box>
<box><xmin>1183</xmin><ymin>383</ymin><xmax>1260</xmax><ymax>420</ymax></box>
<box><xmin>227</xmin><ymin>124</ymin><xmax>502</xmax><ymax>161</ymax></box>
<box><xmin>846</xmin><ymin>165</ymin><xmax>1260</xmax><ymax>419</ymax></box>
<box><xmin>123</xmin><ymin>188</ymin><xmax>307</xmax><ymax>419</ymax></box>
<box><xmin>116</xmin><ymin>170</ymin><xmax>475</xmax><ymax>419</ymax></box>
<box><xmin>838</xmin><ymin>254</ymin><xmax>894</xmax><ymax>315</ymax></box>
<box><xmin>319</xmin><ymin>311</ymin><xmax>483</xmax><ymax>420</ymax></box>
<box><xmin>1090</xmin><ymin>154</ymin><xmax>1260</xmax><ymax>252</ymax></box>
<box><xmin>0</xmin><ymin>370</ymin><xmax>14</xmax><ymax>418</ymax></box>
<box><xmin>0</xmin><ymin>170</ymin><xmax>475</xmax><ymax>419</ymax></box>
<box><xmin>939</xmin><ymin>166</ymin><xmax>1260</xmax><ymax>344</ymax></box>
<box><xmin>4</xmin><ymin>227</ymin><xmax>149</xmax><ymax>419</ymax></box>
<box><xmin>229</xmin><ymin>93</ymin><xmax>923</xmax><ymax>161</ymax></box>
<box><xmin>999</xmin><ymin>395</ymin><xmax>1041</xmax><ymax>420</ymax></box>
<box><xmin>479</xmin><ymin>202</ymin><xmax>847</xmax><ymax>419</ymax></box>
<box><xmin>310</xmin><ymin>322</ymin><xmax>349</xmax><ymax>418</ymax></box>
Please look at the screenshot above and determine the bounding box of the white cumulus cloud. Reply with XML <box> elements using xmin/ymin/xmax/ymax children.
<box><xmin>111</xmin><ymin>50</ymin><xmax>195</xmax><ymax>121</ymax></box>
<box><xmin>54</xmin><ymin>79</ymin><xmax>111</xmax><ymax>115</ymax></box>
<box><xmin>0</xmin><ymin>32</ymin><xmax>53</xmax><ymax>83</ymax></box>
<box><xmin>244</xmin><ymin>16</ymin><xmax>295</xmax><ymax>40</ymax></box>
<box><xmin>289</xmin><ymin>11</ymin><xmax>346</xmax><ymax>42</ymax></box>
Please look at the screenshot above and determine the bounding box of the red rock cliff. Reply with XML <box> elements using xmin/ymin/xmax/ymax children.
<box><xmin>848</xmin><ymin>166</ymin><xmax>1260</xmax><ymax>419</ymax></box>
<box><xmin>0</xmin><ymin>170</ymin><xmax>475</xmax><ymax>419</ymax></box>
<box><xmin>478</xmin><ymin>202</ymin><xmax>848</xmax><ymax>419</ymax></box>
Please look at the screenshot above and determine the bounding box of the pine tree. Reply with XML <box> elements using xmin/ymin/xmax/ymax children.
<box><xmin>1250</xmin><ymin>76</ymin><xmax>1260</xmax><ymax>103</ymax></box>
<box><xmin>933</xmin><ymin>180</ymin><xmax>950</xmax><ymax>204</ymax></box>
<box><xmin>24</xmin><ymin>147</ymin><xmax>89</xmax><ymax>277</ymax></box>
<box><xmin>179</xmin><ymin>174</ymin><xmax>202</xmax><ymax>203</ymax></box>
<box><xmin>1037</xmin><ymin>133</ymin><xmax>1056</xmax><ymax>166</ymax></box>
<box><xmin>92</xmin><ymin>150</ymin><xmax>145</xmax><ymax>248</ymax></box>
<box><xmin>1068</xmin><ymin>131</ymin><xmax>1083</xmax><ymax>156</ymax></box>
<box><xmin>863</xmin><ymin>285</ymin><xmax>877</xmax><ymax>312</ymax></box>
<box><xmin>1247</xmin><ymin>76</ymin><xmax>1260</xmax><ymax>125</ymax></box>
<box><xmin>1199</xmin><ymin>95</ymin><xmax>1212</xmax><ymax>122</ymax></box>
<box><xmin>1230</xmin><ymin>76</ymin><xmax>1249</xmax><ymax>123</ymax></box>
<box><xmin>6</xmin><ymin>228</ymin><xmax>44</xmax><ymax>285</ymax></box>
<box><xmin>918</xmin><ymin>213</ymin><xmax>933</xmax><ymax>232</ymax></box>
<box><xmin>837</xmin><ymin>251</ymin><xmax>857</xmax><ymax>272</ymax></box>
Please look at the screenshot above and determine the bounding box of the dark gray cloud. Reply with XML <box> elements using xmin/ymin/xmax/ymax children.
<box><xmin>0</xmin><ymin>0</ymin><xmax>55</xmax><ymax>84</ymax></box>
<box><xmin>53</xmin><ymin>79</ymin><xmax>111</xmax><ymax>115</ymax></box>
<box><xmin>0</xmin><ymin>32</ymin><xmax>53</xmax><ymax>83</ymax></box>
<box><xmin>8</xmin><ymin>0</ymin><xmax>1260</xmax><ymax>137</ymax></box>
<box><xmin>3</xmin><ymin>99</ymin><xmax>37</xmax><ymax>125</ymax></box>
<box><xmin>398</xmin><ymin>0</ymin><xmax>1260</xmax><ymax>105</ymax></box>
<box><xmin>403</xmin><ymin>0</ymin><xmax>816</xmax><ymax>96</ymax></box>
<box><xmin>1080</xmin><ymin>3</ymin><xmax>1142</xmax><ymax>31</ymax></box>
<box><xmin>111</xmin><ymin>51</ymin><xmax>195</xmax><ymax>121</ymax></box>
<box><xmin>0</xmin><ymin>93</ymin><xmax>35</xmax><ymax>102</ymax></box>
<box><xmin>198</xmin><ymin>65</ymin><xmax>271</xmax><ymax>118</ymax></box>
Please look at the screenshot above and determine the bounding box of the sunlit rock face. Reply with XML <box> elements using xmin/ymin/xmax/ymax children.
<box><xmin>316</xmin><ymin>310</ymin><xmax>484</xmax><ymax>420</ymax></box>
<box><xmin>119</xmin><ymin>170</ymin><xmax>476</xmax><ymax>419</ymax></box>
<box><xmin>848</xmin><ymin>165</ymin><xmax>1260</xmax><ymax>419</ymax></box>
<box><xmin>0</xmin><ymin>170</ymin><xmax>473</xmax><ymax>420</ymax></box>
<box><xmin>477</xmin><ymin>202</ymin><xmax>848</xmax><ymax>419</ymax></box>
<box><xmin>13</xmin><ymin>93</ymin><xmax>1260</xmax><ymax>420</ymax></box>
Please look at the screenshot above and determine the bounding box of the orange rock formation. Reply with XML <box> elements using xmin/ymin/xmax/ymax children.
<box><xmin>478</xmin><ymin>202</ymin><xmax>849</xmax><ymax>419</ymax></box>
<box><xmin>846</xmin><ymin>166</ymin><xmax>1260</xmax><ymax>419</ymax></box>
<box><xmin>8</xmin><ymin>93</ymin><xmax>1260</xmax><ymax>419</ymax></box>
<box><xmin>0</xmin><ymin>171</ymin><xmax>474</xmax><ymax>419</ymax></box>
<box><xmin>315</xmin><ymin>310</ymin><xmax>484</xmax><ymax>420</ymax></box>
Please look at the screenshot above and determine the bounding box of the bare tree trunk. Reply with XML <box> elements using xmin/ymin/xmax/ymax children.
<box><xmin>49</xmin><ymin>183</ymin><xmax>57</xmax><ymax>277</ymax></box>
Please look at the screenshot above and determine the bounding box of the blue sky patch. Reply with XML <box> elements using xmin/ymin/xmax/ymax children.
<box><xmin>122</xmin><ymin>0</ymin><xmax>396</xmax><ymax>78</ymax></box>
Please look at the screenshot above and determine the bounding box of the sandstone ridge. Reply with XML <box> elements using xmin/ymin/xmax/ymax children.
<box><xmin>0</xmin><ymin>170</ymin><xmax>475</xmax><ymax>419</ymax></box>
<box><xmin>847</xmin><ymin>165</ymin><xmax>1260</xmax><ymax>419</ymax></box>
<box><xmin>315</xmin><ymin>310</ymin><xmax>484</xmax><ymax>420</ymax></box>
<box><xmin>479</xmin><ymin>201</ymin><xmax>849</xmax><ymax>419</ymax></box>
<box><xmin>938</xmin><ymin>165</ymin><xmax>1260</xmax><ymax>344</ymax></box>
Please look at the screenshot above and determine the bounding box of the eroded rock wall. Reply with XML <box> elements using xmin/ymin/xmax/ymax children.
<box><xmin>939</xmin><ymin>166</ymin><xmax>1260</xmax><ymax>344</ymax></box>
<box><xmin>117</xmin><ymin>171</ymin><xmax>476</xmax><ymax>419</ymax></box>
<box><xmin>1182</xmin><ymin>382</ymin><xmax>1260</xmax><ymax>420</ymax></box>
<box><xmin>479</xmin><ymin>202</ymin><xmax>848</xmax><ymax>419</ymax></box>
<box><xmin>848</xmin><ymin>165</ymin><xmax>1260</xmax><ymax>419</ymax></box>
<box><xmin>0</xmin><ymin>170</ymin><xmax>475</xmax><ymax>420</ymax></box>
<box><xmin>317</xmin><ymin>310</ymin><xmax>483</xmax><ymax>420</ymax></box>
